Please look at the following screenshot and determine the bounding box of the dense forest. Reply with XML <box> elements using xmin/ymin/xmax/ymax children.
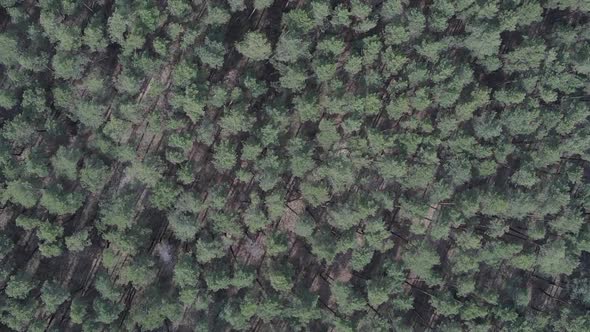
<box><xmin>0</xmin><ymin>0</ymin><xmax>589</xmax><ymax>331</ymax></box>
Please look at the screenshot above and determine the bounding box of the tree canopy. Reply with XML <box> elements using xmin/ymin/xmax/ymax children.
<box><xmin>0</xmin><ymin>0</ymin><xmax>589</xmax><ymax>331</ymax></box>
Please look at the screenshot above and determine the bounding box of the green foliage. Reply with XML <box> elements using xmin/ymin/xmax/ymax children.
<box><xmin>220</xmin><ymin>109</ymin><xmax>255</xmax><ymax>135</ymax></box>
<box><xmin>430</xmin><ymin>293</ymin><xmax>461</xmax><ymax>317</ymax></box>
<box><xmin>170</xmin><ymin>85</ymin><xmax>205</xmax><ymax>123</ymax></box>
<box><xmin>367</xmin><ymin>277</ymin><xmax>392</xmax><ymax>308</ymax></box>
<box><xmin>268</xmin><ymin>261</ymin><xmax>294</xmax><ymax>292</ymax></box>
<box><xmin>37</xmin><ymin>222</ymin><xmax>63</xmax><ymax>243</ymax></box>
<box><xmin>41</xmin><ymin>280</ymin><xmax>69</xmax><ymax>313</ymax></box>
<box><xmin>40</xmin><ymin>185</ymin><xmax>85</xmax><ymax>215</ymax></box>
<box><xmin>94</xmin><ymin>272</ymin><xmax>122</xmax><ymax>302</ymax></box>
<box><xmin>127</xmin><ymin>289</ymin><xmax>183</xmax><ymax>331</ymax></box>
<box><xmin>330</xmin><ymin>282</ymin><xmax>365</xmax><ymax>315</ymax></box>
<box><xmin>15</xmin><ymin>215</ymin><xmax>41</xmax><ymax>231</ymax></box>
<box><xmin>69</xmin><ymin>298</ymin><xmax>88</xmax><ymax>325</ymax></box>
<box><xmin>0</xmin><ymin>33</ymin><xmax>19</xmax><ymax>65</ymax></box>
<box><xmin>150</xmin><ymin>180</ymin><xmax>181</xmax><ymax>210</ymax></box>
<box><xmin>570</xmin><ymin>277</ymin><xmax>590</xmax><ymax>306</ymax></box>
<box><xmin>274</xmin><ymin>35</ymin><xmax>310</xmax><ymax>64</ymax></box>
<box><xmin>254</xmin><ymin>0</ymin><xmax>272</xmax><ymax>10</ymax></box>
<box><xmin>537</xmin><ymin>240</ymin><xmax>579</xmax><ymax>276</ymax></box>
<box><xmin>2</xmin><ymin>114</ymin><xmax>36</xmax><ymax>144</ymax></box>
<box><xmin>51</xmin><ymin>146</ymin><xmax>81</xmax><ymax>180</ymax></box>
<box><xmin>197</xmin><ymin>38</ymin><xmax>226</xmax><ymax>68</ymax></box>
<box><xmin>168</xmin><ymin>210</ymin><xmax>201</xmax><ymax>242</ymax></box>
<box><xmin>206</xmin><ymin>6</ymin><xmax>231</xmax><ymax>25</ymax></box>
<box><xmin>83</xmin><ymin>20</ymin><xmax>108</xmax><ymax>52</ymax></box>
<box><xmin>403</xmin><ymin>241</ymin><xmax>441</xmax><ymax>285</ymax></box>
<box><xmin>93</xmin><ymin>297</ymin><xmax>123</xmax><ymax>324</ymax></box>
<box><xmin>0</xmin><ymin>234</ymin><xmax>14</xmax><ymax>259</ymax></box>
<box><xmin>266</xmin><ymin>231</ymin><xmax>288</xmax><ymax>257</ymax></box>
<box><xmin>208</xmin><ymin>85</ymin><xmax>229</xmax><ymax>108</ymax></box>
<box><xmin>1</xmin><ymin>2</ymin><xmax>589</xmax><ymax>331</ymax></box>
<box><xmin>126</xmin><ymin>157</ymin><xmax>164</xmax><ymax>188</ymax></box>
<box><xmin>278</xmin><ymin>64</ymin><xmax>308</xmax><ymax>91</ymax></box>
<box><xmin>80</xmin><ymin>158</ymin><xmax>110</xmax><ymax>193</ymax></box>
<box><xmin>300</xmin><ymin>181</ymin><xmax>330</xmax><ymax>207</ymax></box>
<box><xmin>351</xmin><ymin>245</ymin><xmax>374</xmax><ymax>271</ymax></box>
<box><xmin>5</xmin><ymin>273</ymin><xmax>35</xmax><ymax>299</ymax></box>
<box><xmin>213</xmin><ymin>142</ymin><xmax>237</xmax><ymax>172</ymax></box>
<box><xmin>2</xmin><ymin>180</ymin><xmax>40</xmax><ymax>208</ymax></box>
<box><xmin>167</xmin><ymin>0</ymin><xmax>192</xmax><ymax>17</ymax></box>
<box><xmin>0</xmin><ymin>298</ymin><xmax>36</xmax><ymax>331</ymax></box>
<box><xmin>317</xmin><ymin>119</ymin><xmax>340</xmax><ymax>149</ymax></box>
<box><xmin>236</xmin><ymin>32</ymin><xmax>272</xmax><ymax>61</ymax></box>
<box><xmin>120</xmin><ymin>255</ymin><xmax>156</xmax><ymax>288</ymax></box>
<box><xmin>39</xmin><ymin>241</ymin><xmax>64</xmax><ymax>258</ymax></box>
<box><xmin>65</xmin><ymin>229</ymin><xmax>91</xmax><ymax>252</ymax></box>
<box><xmin>174</xmin><ymin>254</ymin><xmax>200</xmax><ymax>288</ymax></box>
<box><xmin>99</xmin><ymin>193</ymin><xmax>136</xmax><ymax>229</ymax></box>
<box><xmin>285</xmin><ymin>8</ymin><xmax>315</xmax><ymax>33</ymax></box>
<box><xmin>52</xmin><ymin>51</ymin><xmax>88</xmax><ymax>80</ymax></box>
